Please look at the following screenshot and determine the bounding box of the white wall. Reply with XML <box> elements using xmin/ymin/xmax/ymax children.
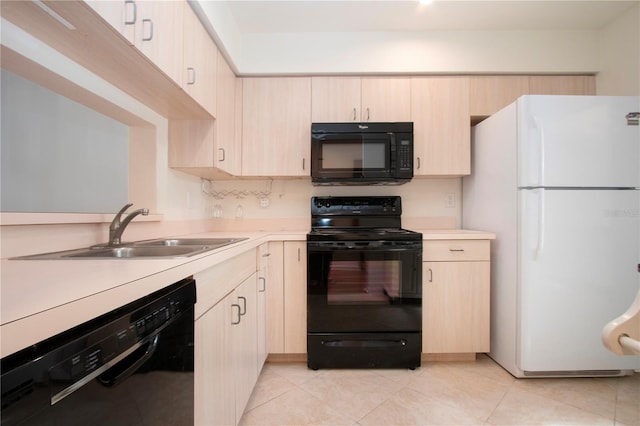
<box><xmin>597</xmin><ymin>3</ymin><xmax>640</xmax><ymax>95</ymax></box>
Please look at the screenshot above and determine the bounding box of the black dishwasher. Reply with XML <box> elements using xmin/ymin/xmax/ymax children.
<box><xmin>1</xmin><ymin>277</ymin><xmax>196</xmax><ymax>426</ymax></box>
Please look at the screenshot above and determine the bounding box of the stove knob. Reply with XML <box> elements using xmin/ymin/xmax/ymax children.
<box><xmin>325</xmin><ymin>201</ymin><xmax>331</xmax><ymax>208</ymax></box>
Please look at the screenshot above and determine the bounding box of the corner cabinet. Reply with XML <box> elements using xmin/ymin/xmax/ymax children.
<box><xmin>422</xmin><ymin>239</ymin><xmax>491</xmax><ymax>357</ymax></box>
<box><xmin>242</xmin><ymin>78</ymin><xmax>311</xmax><ymax>176</ymax></box>
<box><xmin>411</xmin><ymin>77</ymin><xmax>471</xmax><ymax>176</ymax></box>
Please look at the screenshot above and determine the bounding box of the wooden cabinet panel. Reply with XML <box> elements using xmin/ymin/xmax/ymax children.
<box><xmin>423</xmin><ymin>261</ymin><xmax>490</xmax><ymax>353</ymax></box>
<box><xmin>528</xmin><ymin>75</ymin><xmax>596</xmax><ymax>95</ymax></box>
<box><xmin>233</xmin><ymin>274</ymin><xmax>258</xmax><ymax>421</ymax></box>
<box><xmin>361</xmin><ymin>77</ymin><xmax>411</xmax><ymax>122</ymax></box>
<box><xmin>135</xmin><ymin>0</ymin><xmax>184</xmax><ymax>85</ymax></box>
<box><xmin>469</xmin><ymin>76</ymin><xmax>529</xmax><ymax>117</ymax></box>
<box><xmin>215</xmin><ymin>53</ymin><xmax>241</xmax><ymax>175</ymax></box>
<box><xmin>266</xmin><ymin>242</ymin><xmax>285</xmax><ymax>353</ymax></box>
<box><xmin>242</xmin><ymin>78</ymin><xmax>311</xmax><ymax>176</ymax></box>
<box><xmin>195</xmin><ymin>294</ymin><xmax>235</xmax><ymax>426</ymax></box>
<box><xmin>311</xmin><ymin>77</ymin><xmax>361</xmax><ymax>122</ymax></box>
<box><xmin>183</xmin><ymin>3</ymin><xmax>217</xmax><ymax>116</ymax></box>
<box><xmin>423</xmin><ymin>240</ymin><xmax>490</xmax><ymax>262</ymax></box>
<box><xmin>411</xmin><ymin>77</ymin><xmax>470</xmax><ymax>176</ymax></box>
<box><xmin>85</xmin><ymin>0</ymin><xmax>136</xmax><ymax>44</ymax></box>
<box><xmin>283</xmin><ymin>242</ymin><xmax>307</xmax><ymax>353</ymax></box>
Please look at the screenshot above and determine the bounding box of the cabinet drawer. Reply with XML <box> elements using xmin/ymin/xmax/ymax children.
<box><xmin>423</xmin><ymin>240</ymin><xmax>490</xmax><ymax>262</ymax></box>
<box><xmin>195</xmin><ymin>249</ymin><xmax>257</xmax><ymax>318</ymax></box>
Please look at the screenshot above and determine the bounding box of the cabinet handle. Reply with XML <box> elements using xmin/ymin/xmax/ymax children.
<box><xmin>417</xmin><ymin>157</ymin><xmax>421</xmax><ymax>170</ymax></box>
<box><xmin>366</xmin><ymin>107</ymin><xmax>370</xmax><ymax>121</ymax></box>
<box><xmin>231</xmin><ymin>304</ymin><xmax>241</xmax><ymax>324</ymax></box>
<box><xmin>187</xmin><ymin>67</ymin><xmax>196</xmax><ymax>85</ymax></box>
<box><xmin>261</xmin><ymin>252</ymin><xmax>271</xmax><ymax>258</ymax></box>
<box><xmin>124</xmin><ymin>0</ymin><xmax>137</xmax><ymax>25</ymax></box>
<box><xmin>218</xmin><ymin>148</ymin><xmax>226</xmax><ymax>162</ymax></box>
<box><xmin>352</xmin><ymin>108</ymin><xmax>357</xmax><ymax>121</ymax></box>
<box><xmin>298</xmin><ymin>248</ymin><xmax>301</xmax><ymax>262</ymax></box>
<box><xmin>428</xmin><ymin>268</ymin><xmax>433</xmax><ymax>283</ymax></box>
<box><xmin>259</xmin><ymin>277</ymin><xmax>266</xmax><ymax>292</ymax></box>
<box><xmin>238</xmin><ymin>296</ymin><xmax>247</xmax><ymax>316</ymax></box>
<box><xmin>302</xmin><ymin>158</ymin><xmax>306</xmax><ymax>170</ymax></box>
<box><xmin>142</xmin><ymin>18</ymin><xmax>153</xmax><ymax>41</ymax></box>
<box><xmin>449</xmin><ymin>248</ymin><xmax>465</xmax><ymax>252</ymax></box>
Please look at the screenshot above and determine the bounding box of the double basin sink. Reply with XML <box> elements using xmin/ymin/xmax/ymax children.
<box><xmin>14</xmin><ymin>238</ymin><xmax>248</xmax><ymax>260</ymax></box>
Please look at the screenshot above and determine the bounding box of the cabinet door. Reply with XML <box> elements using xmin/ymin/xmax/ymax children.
<box><xmin>242</xmin><ymin>78</ymin><xmax>311</xmax><ymax>176</ymax></box>
<box><xmin>311</xmin><ymin>77</ymin><xmax>361</xmax><ymax>122</ymax></box>
<box><xmin>283</xmin><ymin>242</ymin><xmax>307</xmax><ymax>353</ymax></box>
<box><xmin>266</xmin><ymin>242</ymin><xmax>285</xmax><ymax>353</ymax></box>
<box><xmin>411</xmin><ymin>77</ymin><xmax>470</xmax><ymax>176</ymax></box>
<box><xmin>528</xmin><ymin>75</ymin><xmax>596</xmax><ymax>95</ymax></box>
<box><xmin>183</xmin><ymin>3</ymin><xmax>217</xmax><ymax>116</ymax></box>
<box><xmin>233</xmin><ymin>274</ymin><xmax>259</xmax><ymax>422</ymax></box>
<box><xmin>216</xmin><ymin>53</ymin><xmax>241</xmax><ymax>175</ymax></box>
<box><xmin>469</xmin><ymin>76</ymin><xmax>529</xmax><ymax>117</ymax></box>
<box><xmin>85</xmin><ymin>0</ymin><xmax>136</xmax><ymax>44</ymax></box>
<box><xmin>135</xmin><ymin>0</ymin><xmax>184</xmax><ymax>85</ymax></box>
<box><xmin>256</xmin><ymin>244</ymin><xmax>270</xmax><ymax>369</ymax></box>
<box><xmin>361</xmin><ymin>77</ymin><xmax>411</xmax><ymax>122</ymax></box>
<box><xmin>195</xmin><ymin>294</ymin><xmax>235</xmax><ymax>426</ymax></box>
<box><xmin>422</xmin><ymin>261</ymin><xmax>490</xmax><ymax>353</ymax></box>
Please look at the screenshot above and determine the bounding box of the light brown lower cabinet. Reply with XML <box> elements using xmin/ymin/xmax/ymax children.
<box><xmin>422</xmin><ymin>240</ymin><xmax>491</xmax><ymax>355</ymax></box>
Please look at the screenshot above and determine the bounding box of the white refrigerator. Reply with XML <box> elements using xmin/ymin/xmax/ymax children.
<box><xmin>463</xmin><ymin>95</ymin><xmax>640</xmax><ymax>377</ymax></box>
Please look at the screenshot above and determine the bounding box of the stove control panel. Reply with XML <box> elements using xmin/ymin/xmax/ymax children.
<box><xmin>311</xmin><ymin>196</ymin><xmax>402</xmax><ymax>216</ymax></box>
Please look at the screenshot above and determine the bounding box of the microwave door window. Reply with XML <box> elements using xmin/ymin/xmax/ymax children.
<box><xmin>321</xmin><ymin>140</ymin><xmax>388</xmax><ymax>172</ymax></box>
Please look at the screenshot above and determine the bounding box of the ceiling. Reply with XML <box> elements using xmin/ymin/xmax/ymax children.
<box><xmin>222</xmin><ymin>0</ymin><xmax>638</xmax><ymax>33</ymax></box>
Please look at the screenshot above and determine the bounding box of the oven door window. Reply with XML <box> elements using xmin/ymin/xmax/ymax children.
<box><xmin>327</xmin><ymin>259</ymin><xmax>401</xmax><ymax>304</ymax></box>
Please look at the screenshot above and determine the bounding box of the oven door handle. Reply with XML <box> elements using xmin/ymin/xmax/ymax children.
<box><xmin>321</xmin><ymin>339</ymin><xmax>407</xmax><ymax>348</ymax></box>
<box><xmin>97</xmin><ymin>334</ymin><xmax>159</xmax><ymax>387</ymax></box>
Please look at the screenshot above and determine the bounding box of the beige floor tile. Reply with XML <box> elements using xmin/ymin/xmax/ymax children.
<box><xmin>299</xmin><ymin>369</ymin><xmax>409</xmax><ymax>422</ymax></box>
<box><xmin>267</xmin><ymin>362</ymin><xmax>321</xmax><ymax>386</ymax></box>
<box><xmin>408</xmin><ymin>363</ymin><xmax>511</xmax><ymax>422</ymax></box>
<box><xmin>486</xmin><ymin>386</ymin><xmax>614</xmax><ymax>425</ymax></box>
<box><xmin>511</xmin><ymin>376</ymin><xmax>618</xmax><ymax>420</ymax></box>
<box><xmin>245</xmin><ymin>364</ymin><xmax>298</xmax><ymax>411</ymax></box>
<box><xmin>615</xmin><ymin>374</ymin><xmax>640</xmax><ymax>426</ymax></box>
<box><xmin>239</xmin><ymin>387</ymin><xmax>354</xmax><ymax>426</ymax></box>
<box><xmin>358</xmin><ymin>387</ymin><xmax>484</xmax><ymax>425</ymax></box>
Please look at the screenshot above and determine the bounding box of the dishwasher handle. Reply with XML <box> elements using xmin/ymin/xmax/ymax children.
<box><xmin>98</xmin><ymin>334</ymin><xmax>159</xmax><ymax>387</ymax></box>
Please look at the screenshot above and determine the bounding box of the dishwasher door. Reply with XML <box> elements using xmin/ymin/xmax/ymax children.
<box><xmin>1</xmin><ymin>278</ymin><xmax>196</xmax><ymax>426</ymax></box>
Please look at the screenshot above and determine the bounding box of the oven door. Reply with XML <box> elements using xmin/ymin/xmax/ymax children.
<box><xmin>307</xmin><ymin>240</ymin><xmax>422</xmax><ymax>334</ymax></box>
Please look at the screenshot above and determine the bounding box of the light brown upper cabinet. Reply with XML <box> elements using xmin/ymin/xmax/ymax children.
<box><xmin>182</xmin><ymin>3</ymin><xmax>217</xmax><ymax>117</ymax></box>
<box><xmin>215</xmin><ymin>53</ymin><xmax>242</xmax><ymax>176</ymax></box>
<box><xmin>469</xmin><ymin>76</ymin><xmax>529</xmax><ymax>118</ymax></box>
<box><xmin>469</xmin><ymin>75</ymin><xmax>596</xmax><ymax>119</ymax></box>
<box><xmin>411</xmin><ymin>77</ymin><xmax>471</xmax><ymax>176</ymax></box>
<box><xmin>528</xmin><ymin>75</ymin><xmax>596</xmax><ymax>95</ymax></box>
<box><xmin>242</xmin><ymin>77</ymin><xmax>311</xmax><ymax>177</ymax></box>
<box><xmin>311</xmin><ymin>77</ymin><xmax>411</xmax><ymax>122</ymax></box>
<box><xmin>85</xmin><ymin>0</ymin><xmax>136</xmax><ymax>44</ymax></box>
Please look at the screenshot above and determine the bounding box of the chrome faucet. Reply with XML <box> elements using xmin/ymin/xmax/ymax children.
<box><xmin>108</xmin><ymin>203</ymin><xmax>149</xmax><ymax>246</ymax></box>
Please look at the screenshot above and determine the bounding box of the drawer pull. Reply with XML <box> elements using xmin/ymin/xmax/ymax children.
<box><xmin>428</xmin><ymin>268</ymin><xmax>433</xmax><ymax>282</ymax></box>
<box><xmin>449</xmin><ymin>248</ymin><xmax>465</xmax><ymax>252</ymax></box>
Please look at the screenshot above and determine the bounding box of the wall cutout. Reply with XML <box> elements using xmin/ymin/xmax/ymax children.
<box><xmin>1</xmin><ymin>69</ymin><xmax>129</xmax><ymax>213</ymax></box>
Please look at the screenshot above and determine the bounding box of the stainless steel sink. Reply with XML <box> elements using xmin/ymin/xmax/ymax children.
<box><xmin>63</xmin><ymin>246</ymin><xmax>205</xmax><ymax>259</ymax></box>
<box><xmin>11</xmin><ymin>237</ymin><xmax>248</xmax><ymax>260</ymax></box>
<box><xmin>133</xmin><ymin>238</ymin><xmax>247</xmax><ymax>248</ymax></box>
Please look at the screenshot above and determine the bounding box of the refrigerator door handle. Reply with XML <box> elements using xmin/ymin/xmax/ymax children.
<box><xmin>533</xmin><ymin>115</ymin><xmax>545</xmax><ymax>187</ymax></box>
<box><xmin>534</xmin><ymin>188</ymin><xmax>545</xmax><ymax>260</ymax></box>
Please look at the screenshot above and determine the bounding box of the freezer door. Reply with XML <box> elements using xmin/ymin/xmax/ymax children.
<box><xmin>518</xmin><ymin>188</ymin><xmax>640</xmax><ymax>372</ymax></box>
<box><xmin>518</xmin><ymin>95</ymin><xmax>640</xmax><ymax>188</ymax></box>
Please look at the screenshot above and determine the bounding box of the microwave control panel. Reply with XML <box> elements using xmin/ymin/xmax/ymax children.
<box><xmin>398</xmin><ymin>139</ymin><xmax>412</xmax><ymax>171</ymax></box>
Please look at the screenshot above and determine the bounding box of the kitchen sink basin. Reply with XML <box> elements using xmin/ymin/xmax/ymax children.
<box><xmin>63</xmin><ymin>246</ymin><xmax>205</xmax><ymax>259</ymax></box>
<box><xmin>11</xmin><ymin>237</ymin><xmax>248</xmax><ymax>260</ymax></box>
<box><xmin>133</xmin><ymin>238</ymin><xmax>247</xmax><ymax>248</ymax></box>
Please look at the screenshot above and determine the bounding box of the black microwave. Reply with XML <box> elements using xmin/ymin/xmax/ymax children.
<box><xmin>310</xmin><ymin>122</ymin><xmax>413</xmax><ymax>185</ymax></box>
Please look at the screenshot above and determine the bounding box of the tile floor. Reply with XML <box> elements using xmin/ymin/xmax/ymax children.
<box><xmin>239</xmin><ymin>356</ymin><xmax>639</xmax><ymax>425</ymax></box>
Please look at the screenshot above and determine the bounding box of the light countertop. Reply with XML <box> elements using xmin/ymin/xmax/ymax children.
<box><xmin>1</xmin><ymin>228</ymin><xmax>494</xmax><ymax>357</ymax></box>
